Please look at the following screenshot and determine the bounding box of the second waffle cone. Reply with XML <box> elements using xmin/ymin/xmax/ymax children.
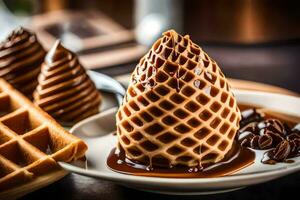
<box><xmin>116</xmin><ymin>30</ymin><xmax>241</xmax><ymax>168</ymax></box>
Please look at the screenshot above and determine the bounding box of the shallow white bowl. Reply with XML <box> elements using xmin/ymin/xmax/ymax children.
<box><xmin>60</xmin><ymin>89</ymin><xmax>300</xmax><ymax>195</ymax></box>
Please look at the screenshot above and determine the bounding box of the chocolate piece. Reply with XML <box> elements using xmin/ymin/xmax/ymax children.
<box><xmin>286</xmin><ymin>132</ymin><xmax>300</xmax><ymax>142</ymax></box>
<box><xmin>239</xmin><ymin>122</ymin><xmax>260</xmax><ymax>134</ymax></box>
<box><xmin>240</xmin><ymin>109</ymin><xmax>263</xmax><ymax>128</ymax></box>
<box><xmin>238</xmin><ymin>131</ymin><xmax>257</xmax><ymax>147</ymax></box>
<box><xmin>0</xmin><ymin>27</ymin><xmax>46</xmax><ymax>98</ymax></box>
<box><xmin>258</xmin><ymin>134</ymin><xmax>273</xmax><ymax>150</ymax></box>
<box><xmin>270</xmin><ymin>140</ymin><xmax>291</xmax><ymax>161</ymax></box>
<box><xmin>239</xmin><ymin>108</ymin><xmax>300</xmax><ymax>164</ymax></box>
<box><xmin>258</xmin><ymin>119</ymin><xmax>285</xmax><ymax>136</ymax></box>
<box><xmin>264</xmin><ymin>130</ymin><xmax>284</xmax><ymax>147</ymax></box>
<box><xmin>239</xmin><ymin>131</ymin><xmax>276</xmax><ymax>150</ymax></box>
<box><xmin>238</xmin><ymin>119</ymin><xmax>284</xmax><ymax>149</ymax></box>
<box><xmin>288</xmin><ymin>139</ymin><xmax>300</xmax><ymax>157</ymax></box>
<box><xmin>287</xmin><ymin>126</ymin><xmax>300</xmax><ymax>157</ymax></box>
<box><xmin>250</xmin><ymin>135</ymin><xmax>260</xmax><ymax>149</ymax></box>
<box><xmin>33</xmin><ymin>41</ymin><xmax>101</xmax><ymax>125</ymax></box>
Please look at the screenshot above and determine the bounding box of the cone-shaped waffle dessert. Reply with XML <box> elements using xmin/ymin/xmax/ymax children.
<box><xmin>33</xmin><ymin>41</ymin><xmax>101</xmax><ymax>126</ymax></box>
<box><xmin>0</xmin><ymin>27</ymin><xmax>46</xmax><ymax>98</ymax></box>
<box><xmin>116</xmin><ymin>30</ymin><xmax>241</xmax><ymax>168</ymax></box>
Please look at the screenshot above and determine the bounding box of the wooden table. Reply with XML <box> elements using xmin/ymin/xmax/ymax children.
<box><xmin>21</xmin><ymin>172</ymin><xmax>300</xmax><ymax>200</ymax></box>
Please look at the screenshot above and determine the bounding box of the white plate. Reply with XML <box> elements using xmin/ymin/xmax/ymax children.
<box><xmin>60</xmin><ymin>89</ymin><xmax>300</xmax><ymax>195</ymax></box>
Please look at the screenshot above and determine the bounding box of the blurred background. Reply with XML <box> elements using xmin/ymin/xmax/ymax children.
<box><xmin>0</xmin><ymin>0</ymin><xmax>299</xmax><ymax>92</ymax></box>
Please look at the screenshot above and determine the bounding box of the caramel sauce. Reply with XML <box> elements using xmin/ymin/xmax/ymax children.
<box><xmin>107</xmin><ymin>141</ymin><xmax>255</xmax><ymax>178</ymax></box>
<box><xmin>108</xmin><ymin>104</ymin><xmax>300</xmax><ymax>178</ymax></box>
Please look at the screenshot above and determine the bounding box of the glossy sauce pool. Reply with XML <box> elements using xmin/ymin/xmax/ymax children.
<box><xmin>107</xmin><ymin>142</ymin><xmax>254</xmax><ymax>178</ymax></box>
<box><xmin>107</xmin><ymin>104</ymin><xmax>299</xmax><ymax>178</ymax></box>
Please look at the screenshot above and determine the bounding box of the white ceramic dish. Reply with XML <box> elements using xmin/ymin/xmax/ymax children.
<box><xmin>87</xmin><ymin>70</ymin><xmax>125</xmax><ymax>110</ymax></box>
<box><xmin>60</xmin><ymin>88</ymin><xmax>300</xmax><ymax>195</ymax></box>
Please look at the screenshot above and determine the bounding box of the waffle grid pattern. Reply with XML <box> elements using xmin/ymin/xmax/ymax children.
<box><xmin>0</xmin><ymin>79</ymin><xmax>87</xmax><ymax>190</ymax></box>
<box><xmin>117</xmin><ymin>30</ymin><xmax>241</xmax><ymax>167</ymax></box>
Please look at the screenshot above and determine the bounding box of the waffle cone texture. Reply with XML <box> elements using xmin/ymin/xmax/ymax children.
<box><xmin>116</xmin><ymin>30</ymin><xmax>241</xmax><ymax>168</ymax></box>
<box><xmin>0</xmin><ymin>79</ymin><xmax>87</xmax><ymax>190</ymax></box>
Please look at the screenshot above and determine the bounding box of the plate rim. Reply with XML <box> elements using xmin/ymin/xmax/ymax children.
<box><xmin>60</xmin><ymin>89</ymin><xmax>300</xmax><ymax>185</ymax></box>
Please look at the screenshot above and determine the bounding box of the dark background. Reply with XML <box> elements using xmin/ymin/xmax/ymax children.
<box><xmin>77</xmin><ymin>0</ymin><xmax>300</xmax><ymax>93</ymax></box>
<box><xmin>3</xmin><ymin>0</ymin><xmax>300</xmax><ymax>93</ymax></box>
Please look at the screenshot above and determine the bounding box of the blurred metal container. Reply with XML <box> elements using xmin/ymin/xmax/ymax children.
<box><xmin>134</xmin><ymin>0</ymin><xmax>183</xmax><ymax>46</ymax></box>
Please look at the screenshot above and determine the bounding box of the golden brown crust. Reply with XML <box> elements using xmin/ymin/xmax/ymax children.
<box><xmin>0</xmin><ymin>79</ymin><xmax>87</xmax><ymax>190</ymax></box>
<box><xmin>116</xmin><ymin>30</ymin><xmax>241</xmax><ymax>168</ymax></box>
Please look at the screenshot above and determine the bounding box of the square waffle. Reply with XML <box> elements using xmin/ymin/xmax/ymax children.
<box><xmin>0</xmin><ymin>78</ymin><xmax>87</xmax><ymax>190</ymax></box>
